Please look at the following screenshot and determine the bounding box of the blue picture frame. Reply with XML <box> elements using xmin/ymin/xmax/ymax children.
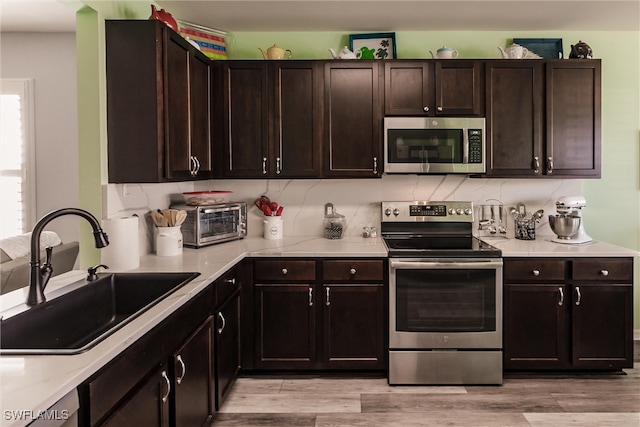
<box><xmin>349</xmin><ymin>32</ymin><xmax>397</xmax><ymax>59</ymax></box>
<box><xmin>513</xmin><ymin>38</ymin><xmax>563</xmax><ymax>59</ymax></box>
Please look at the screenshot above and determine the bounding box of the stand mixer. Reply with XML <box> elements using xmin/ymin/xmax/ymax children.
<box><xmin>548</xmin><ymin>196</ymin><xmax>594</xmax><ymax>244</ymax></box>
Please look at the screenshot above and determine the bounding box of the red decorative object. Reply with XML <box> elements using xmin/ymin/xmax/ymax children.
<box><xmin>149</xmin><ymin>5</ymin><xmax>179</xmax><ymax>33</ymax></box>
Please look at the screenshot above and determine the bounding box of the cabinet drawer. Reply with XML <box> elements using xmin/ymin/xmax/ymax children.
<box><xmin>504</xmin><ymin>259</ymin><xmax>565</xmax><ymax>282</ymax></box>
<box><xmin>322</xmin><ymin>260</ymin><xmax>384</xmax><ymax>281</ymax></box>
<box><xmin>254</xmin><ymin>260</ymin><xmax>316</xmax><ymax>281</ymax></box>
<box><xmin>216</xmin><ymin>268</ymin><xmax>240</xmax><ymax>305</ymax></box>
<box><xmin>572</xmin><ymin>258</ymin><xmax>633</xmax><ymax>282</ymax></box>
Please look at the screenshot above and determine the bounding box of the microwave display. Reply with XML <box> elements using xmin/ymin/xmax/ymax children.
<box><xmin>384</xmin><ymin>117</ymin><xmax>485</xmax><ymax>174</ymax></box>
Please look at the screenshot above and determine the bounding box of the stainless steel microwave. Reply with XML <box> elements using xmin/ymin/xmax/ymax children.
<box><xmin>384</xmin><ymin>117</ymin><xmax>486</xmax><ymax>174</ymax></box>
<box><xmin>170</xmin><ymin>202</ymin><xmax>247</xmax><ymax>248</ymax></box>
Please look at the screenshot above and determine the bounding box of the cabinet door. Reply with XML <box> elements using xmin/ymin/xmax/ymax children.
<box><xmin>384</xmin><ymin>61</ymin><xmax>433</xmax><ymax>115</ymax></box>
<box><xmin>219</xmin><ymin>61</ymin><xmax>269</xmax><ymax>177</ymax></box>
<box><xmin>164</xmin><ymin>32</ymin><xmax>191</xmax><ymax>179</ymax></box>
<box><xmin>485</xmin><ymin>61</ymin><xmax>543</xmax><ymax>176</ymax></box>
<box><xmin>272</xmin><ymin>61</ymin><xmax>322</xmax><ymax>177</ymax></box>
<box><xmin>101</xmin><ymin>367</ymin><xmax>170</xmax><ymax>427</ymax></box>
<box><xmin>545</xmin><ymin>60</ymin><xmax>601</xmax><ymax>177</ymax></box>
<box><xmin>323</xmin><ymin>62</ymin><xmax>382</xmax><ymax>177</ymax></box>
<box><xmin>503</xmin><ymin>284</ymin><xmax>569</xmax><ymax>370</ymax></box>
<box><xmin>254</xmin><ymin>284</ymin><xmax>316</xmax><ymax>369</ymax></box>
<box><xmin>435</xmin><ymin>60</ymin><xmax>484</xmax><ymax>116</ymax></box>
<box><xmin>188</xmin><ymin>53</ymin><xmax>212</xmax><ymax>177</ymax></box>
<box><xmin>322</xmin><ymin>284</ymin><xmax>385</xmax><ymax>369</ymax></box>
<box><xmin>214</xmin><ymin>291</ymin><xmax>241</xmax><ymax>410</ymax></box>
<box><xmin>571</xmin><ymin>284</ymin><xmax>633</xmax><ymax>368</ymax></box>
<box><xmin>173</xmin><ymin>317</ymin><xmax>214</xmax><ymax>427</ymax></box>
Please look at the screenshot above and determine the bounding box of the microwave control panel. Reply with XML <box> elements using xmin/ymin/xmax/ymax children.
<box><xmin>468</xmin><ymin>129</ymin><xmax>483</xmax><ymax>163</ymax></box>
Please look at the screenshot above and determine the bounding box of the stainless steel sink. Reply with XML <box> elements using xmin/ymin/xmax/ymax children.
<box><xmin>0</xmin><ymin>272</ymin><xmax>200</xmax><ymax>355</ymax></box>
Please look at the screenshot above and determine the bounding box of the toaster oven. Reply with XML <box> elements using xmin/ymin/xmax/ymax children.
<box><xmin>170</xmin><ymin>202</ymin><xmax>247</xmax><ymax>248</ymax></box>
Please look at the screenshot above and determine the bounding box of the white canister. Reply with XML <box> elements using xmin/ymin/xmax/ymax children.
<box><xmin>156</xmin><ymin>226</ymin><xmax>183</xmax><ymax>256</ymax></box>
<box><xmin>263</xmin><ymin>216</ymin><xmax>283</xmax><ymax>240</ymax></box>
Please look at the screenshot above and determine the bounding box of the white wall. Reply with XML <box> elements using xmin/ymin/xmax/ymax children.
<box><xmin>0</xmin><ymin>32</ymin><xmax>79</xmax><ymax>244</ymax></box>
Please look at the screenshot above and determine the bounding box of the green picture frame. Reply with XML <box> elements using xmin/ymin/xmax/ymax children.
<box><xmin>349</xmin><ymin>32</ymin><xmax>397</xmax><ymax>59</ymax></box>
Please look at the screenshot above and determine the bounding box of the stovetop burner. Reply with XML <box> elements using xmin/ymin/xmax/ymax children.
<box><xmin>381</xmin><ymin>201</ymin><xmax>502</xmax><ymax>258</ymax></box>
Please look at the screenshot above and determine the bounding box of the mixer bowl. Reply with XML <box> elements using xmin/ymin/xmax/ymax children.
<box><xmin>548</xmin><ymin>215</ymin><xmax>581</xmax><ymax>239</ymax></box>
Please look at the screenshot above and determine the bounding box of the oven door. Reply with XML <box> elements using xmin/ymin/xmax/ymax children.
<box><xmin>389</xmin><ymin>258</ymin><xmax>502</xmax><ymax>349</ymax></box>
<box><xmin>197</xmin><ymin>205</ymin><xmax>245</xmax><ymax>244</ymax></box>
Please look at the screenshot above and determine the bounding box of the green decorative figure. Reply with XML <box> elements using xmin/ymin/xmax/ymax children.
<box><xmin>357</xmin><ymin>46</ymin><xmax>375</xmax><ymax>59</ymax></box>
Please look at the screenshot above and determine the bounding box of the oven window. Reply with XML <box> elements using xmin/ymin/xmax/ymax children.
<box><xmin>387</xmin><ymin>129</ymin><xmax>463</xmax><ymax>164</ymax></box>
<box><xmin>395</xmin><ymin>269</ymin><xmax>496</xmax><ymax>332</ymax></box>
<box><xmin>200</xmin><ymin>210</ymin><xmax>238</xmax><ymax>238</ymax></box>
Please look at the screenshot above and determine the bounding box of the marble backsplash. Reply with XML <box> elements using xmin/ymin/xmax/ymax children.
<box><xmin>103</xmin><ymin>176</ymin><xmax>581</xmax><ymax>255</ymax></box>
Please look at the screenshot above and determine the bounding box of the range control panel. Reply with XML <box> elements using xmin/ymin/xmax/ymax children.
<box><xmin>382</xmin><ymin>201</ymin><xmax>473</xmax><ymax>222</ymax></box>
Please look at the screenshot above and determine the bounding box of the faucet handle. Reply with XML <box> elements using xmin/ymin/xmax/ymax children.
<box><xmin>87</xmin><ymin>264</ymin><xmax>109</xmax><ymax>281</ymax></box>
<box><xmin>40</xmin><ymin>246</ymin><xmax>54</xmax><ymax>287</ymax></box>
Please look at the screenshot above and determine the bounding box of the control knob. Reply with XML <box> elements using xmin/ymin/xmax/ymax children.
<box><xmin>393</xmin><ymin>208</ymin><xmax>400</xmax><ymax>216</ymax></box>
<box><xmin>384</xmin><ymin>208</ymin><xmax>392</xmax><ymax>217</ymax></box>
<box><xmin>456</xmin><ymin>208</ymin><xmax>463</xmax><ymax>215</ymax></box>
<box><xmin>464</xmin><ymin>208</ymin><xmax>472</xmax><ymax>215</ymax></box>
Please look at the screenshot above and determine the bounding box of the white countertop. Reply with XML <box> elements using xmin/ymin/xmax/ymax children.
<box><xmin>0</xmin><ymin>234</ymin><xmax>636</xmax><ymax>426</ymax></box>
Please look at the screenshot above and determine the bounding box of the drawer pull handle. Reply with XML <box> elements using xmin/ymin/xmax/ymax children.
<box><xmin>326</xmin><ymin>287</ymin><xmax>330</xmax><ymax>306</ymax></box>
<box><xmin>223</xmin><ymin>278</ymin><xmax>236</xmax><ymax>284</ymax></box>
<box><xmin>558</xmin><ymin>287</ymin><xmax>564</xmax><ymax>306</ymax></box>
<box><xmin>575</xmin><ymin>286</ymin><xmax>581</xmax><ymax>306</ymax></box>
<box><xmin>350</xmin><ymin>268</ymin><xmax>356</xmax><ymax>275</ymax></box>
<box><xmin>308</xmin><ymin>287</ymin><xmax>313</xmax><ymax>306</ymax></box>
<box><xmin>217</xmin><ymin>312</ymin><xmax>226</xmax><ymax>334</ymax></box>
<box><xmin>532</xmin><ymin>269</ymin><xmax>540</xmax><ymax>276</ymax></box>
<box><xmin>176</xmin><ymin>355</ymin><xmax>186</xmax><ymax>385</ymax></box>
<box><xmin>600</xmin><ymin>269</ymin><xmax>609</xmax><ymax>276</ymax></box>
<box><xmin>282</xmin><ymin>268</ymin><xmax>288</xmax><ymax>275</ymax></box>
<box><xmin>161</xmin><ymin>371</ymin><xmax>171</xmax><ymax>402</ymax></box>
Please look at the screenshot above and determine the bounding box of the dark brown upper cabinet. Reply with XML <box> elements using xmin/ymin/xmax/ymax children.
<box><xmin>212</xmin><ymin>61</ymin><xmax>322</xmax><ymax>178</ymax></box>
<box><xmin>106</xmin><ymin>20</ymin><xmax>212</xmax><ymax>183</ymax></box>
<box><xmin>384</xmin><ymin>60</ymin><xmax>484</xmax><ymax>116</ymax></box>
<box><xmin>323</xmin><ymin>61</ymin><xmax>383</xmax><ymax>177</ymax></box>
<box><xmin>485</xmin><ymin>59</ymin><xmax>601</xmax><ymax>178</ymax></box>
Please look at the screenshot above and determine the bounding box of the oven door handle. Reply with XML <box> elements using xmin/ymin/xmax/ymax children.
<box><xmin>390</xmin><ymin>260</ymin><xmax>503</xmax><ymax>269</ymax></box>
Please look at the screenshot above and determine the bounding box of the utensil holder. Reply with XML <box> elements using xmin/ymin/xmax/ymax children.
<box><xmin>263</xmin><ymin>216</ymin><xmax>283</xmax><ymax>240</ymax></box>
<box><xmin>514</xmin><ymin>218</ymin><xmax>536</xmax><ymax>240</ymax></box>
<box><xmin>156</xmin><ymin>226</ymin><xmax>183</xmax><ymax>256</ymax></box>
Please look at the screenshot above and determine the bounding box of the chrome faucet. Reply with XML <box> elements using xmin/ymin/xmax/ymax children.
<box><xmin>27</xmin><ymin>208</ymin><xmax>109</xmax><ymax>306</ymax></box>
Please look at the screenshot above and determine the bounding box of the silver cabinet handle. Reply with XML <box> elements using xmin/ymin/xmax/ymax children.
<box><xmin>575</xmin><ymin>286</ymin><xmax>581</xmax><ymax>306</ymax></box>
<box><xmin>532</xmin><ymin>269</ymin><xmax>540</xmax><ymax>276</ymax></box>
<box><xmin>262</xmin><ymin>157</ymin><xmax>267</xmax><ymax>175</ymax></box>
<box><xmin>282</xmin><ymin>268</ymin><xmax>288</xmax><ymax>275</ymax></box>
<box><xmin>276</xmin><ymin>157</ymin><xmax>281</xmax><ymax>175</ymax></box>
<box><xmin>189</xmin><ymin>156</ymin><xmax>196</xmax><ymax>176</ymax></box>
<box><xmin>161</xmin><ymin>370</ymin><xmax>171</xmax><ymax>402</ymax></box>
<box><xmin>217</xmin><ymin>312</ymin><xmax>226</xmax><ymax>334</ymax></box>
<box><xmin>350</xmin><ymin>268</ymin><xmax>356</xmax><ymax>275</ymax></box>
<box><xmin>176</xmin><ymin>355</ymin><xmax>186</xmax><ymax>385</ymax></box>
<box><xmin>223</xmin><ymin>278</ymin><xmax>236</xmax><ymax>284</ymax></box>
<box><xmin>373</xmin><ymin>157</ymin><xmax>378</xmax><ymax>175</ymax></box>
<box><xmin>533</xmin><ymin>156</ymin><xmax>540</xmax><ymax>174</ymax></box>
<box><xmin>558</xmin><ymin>287</ymin><xmax>564</xmax><ymax>306</ymax></box>
<box><xmin>600</xmin><ymin>269</ymin><xmax>609</xmax><ymax>276</ymax></box>
<box><xmin>325</xmin><ymin>287</ymin><xmax>330</xmax><ymax>306</ymax></box>
<box><xmin>423</xmin><ymin>106</ymin><xmax>430</xmax><ymax>112</ymax></box>
<box><xmin>547</xmin><ymin>156</ymin><xmax>554</xmax><ymax>174</ymax></box>
<box><xmin>193</xmin><ymin>155</ymin><xmax>200</xmax><ymax>176</ymax></box>
<box><xmin>436</xmin><ymin>106</ymin><xmax>443</xmax><ymax>112</ymax></box>
<box><xmin>308</xmin><ymin>287</ymin><xmax>313</xmax><ymax>306</ymax></box>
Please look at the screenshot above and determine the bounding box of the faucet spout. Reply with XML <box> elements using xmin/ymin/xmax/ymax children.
<box><xmin>27</xmin><ymin>208</ymin><xmax>109</xmax><ymax>306</ymax></box>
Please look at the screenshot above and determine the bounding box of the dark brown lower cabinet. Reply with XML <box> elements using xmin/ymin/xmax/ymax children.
<box><xmin>504</xmin><ymin>257</ymin><xmax>633</xmax><ymax>371</ymax></box>
<box><xmin>214</xmin><ymin>289</ymin><xmax>241</xmax><ymax>409</ymax></box>
<box><xmin>101</xmin><ymin>367</ymin><xmax>170</xmax><ymax>427</ymax></box>
<box><xmin>250</xmin><ymin>258</ymin><xmax>387</xmax><ymax>371</ymax></box>
<box><xmin>172</xmin><ymin>318</ymin><xmax>214</xmax><ymax>427</ymax></box>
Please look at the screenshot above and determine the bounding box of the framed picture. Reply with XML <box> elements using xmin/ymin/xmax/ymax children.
<box><xmin>349</xmin><ymin>32</ymin><xmax>396</xmax><ymax>59</ymax></box>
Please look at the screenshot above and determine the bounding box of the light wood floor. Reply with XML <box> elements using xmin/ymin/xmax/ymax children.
<box><xmin>214</xmin><ymin>362</ymin><xmax>639</xmax><ymax>427</ymax></box>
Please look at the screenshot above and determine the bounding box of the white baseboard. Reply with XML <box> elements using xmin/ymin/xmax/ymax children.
<box><xmin>635</xmin><ymin>329</ymin><xmax>640</xmax><ymax>341</ymax></box>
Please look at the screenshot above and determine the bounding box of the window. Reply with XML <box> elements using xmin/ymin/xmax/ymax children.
<box><xmin>0</xmin><ymin>79</ymin><xmax>36</xmax><ymax>239</ymax></box>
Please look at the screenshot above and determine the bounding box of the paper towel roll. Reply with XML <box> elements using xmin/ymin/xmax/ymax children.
<box><xmin>101</xmin><ymin>216</ymin><xmax>140</xmax><ymax>271</ymax></box>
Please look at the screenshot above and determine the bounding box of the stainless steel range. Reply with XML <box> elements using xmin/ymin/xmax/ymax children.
<box><xmin>382</xmin><ymin>201</ymin><xmax>503</xmax><ymax>385</ymax></box>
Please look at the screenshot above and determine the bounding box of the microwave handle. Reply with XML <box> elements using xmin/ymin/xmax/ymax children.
<box><xmin>462</xmin><ymin>129</ymin><xmax>469</xmax><ymax>164</ymax></box>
